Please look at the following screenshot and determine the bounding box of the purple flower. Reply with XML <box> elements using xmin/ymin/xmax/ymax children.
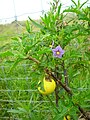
<box><xmin>52</xmin><ymin>45</ymin><xmax>65</xmax><ymax>58</ymax></box>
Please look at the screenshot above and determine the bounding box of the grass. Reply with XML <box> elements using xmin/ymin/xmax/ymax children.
<box><xmin>0</xmin><ymin>21</ymin><xmax>33</xmax><ymax>119</ymax></box>
<box><xmin>0</xmin><ymin>21</ymin><xmax>54</xmax><ymax>119</ymax></box>
<box><xmin>0</xmin><ymin>64</ymin><xmax>57</xmax><ymax>120</ymax></box>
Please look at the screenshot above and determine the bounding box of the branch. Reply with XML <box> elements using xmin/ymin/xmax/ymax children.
<box><xmin>55</xmin><ymin>83</ymin><xmax>60</xmax><ymax>107</ymax></box>
<box><xmin>25</xmin><ymin>56</ymin><xmax>40</xmax><ymax>64</ymax></box>
<box><xmin>45</xmin><ymin>68</ymin><xmax>90</xmax><ymax>119</ymax></box>
<box><xmin>55</xmin><ymin>65</ymin><xmax>62</xmax><ymax>107</ymax></box>
<box><xmin>62</xmin><ymin>60</ymin><xmax>68</xmax><ymax>86</ymax></box>
<box><xmin>25</xmin><ymin>56</ymin><xmax>90</xmax><ymax>119</ymax></box>
<box><xmin>76</xmin><ymin>104</ymin><xmax>90</xmax><ymax>120</ymax></box>
<box><xmin>45</xmin><ymin>68</ymin><xmax>73</xmax><ymax>95</ymax></box>
<box><xmin>25</xmin><ymin>56</ymin><xmax>72</xmax><ymax>95</ymax></box>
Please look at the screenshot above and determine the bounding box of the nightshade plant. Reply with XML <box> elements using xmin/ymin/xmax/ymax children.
<box><xmin>0</xmin><ymin>0</ymin><xmax>90</xmax><ymax>119</ymax></box>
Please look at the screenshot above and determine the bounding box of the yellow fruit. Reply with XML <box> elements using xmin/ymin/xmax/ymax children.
<box><xmin>38</xmin><ymin>77</ymin><xmax>56</xmax><ymax>95</ymax></box>
<box><xmin>64</xmin><ymin>115</ymin><xmax>70</xmax><ymax>120</ymax></box>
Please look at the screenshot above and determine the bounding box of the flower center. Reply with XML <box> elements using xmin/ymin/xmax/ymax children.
<box><xmin>56</xmin><ymin>51</ymin><xmax>60</xmax><ymax>55</ymax></box>
<box><xmin>49</xmin><ymin>45</ymin><xmax>52</xmax><ymax>48</ymax></box>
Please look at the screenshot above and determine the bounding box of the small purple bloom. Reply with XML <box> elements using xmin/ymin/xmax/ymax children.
<box><xmin>52</xmin><ymin>45</ymin><xmax>65</xmax><ymax>58</ymax></box>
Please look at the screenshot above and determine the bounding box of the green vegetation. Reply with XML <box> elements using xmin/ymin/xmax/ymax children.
<box><xmin>0</xmin><ymin>20</ymin><xmax>40</xmax><ymax>47</ymax></box>
<box><xmin>0</xmin><ymin>0</ymin><xmax>90</xmax><ymax>120</ymax></box>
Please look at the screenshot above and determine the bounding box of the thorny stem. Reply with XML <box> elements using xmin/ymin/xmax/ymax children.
<box><xmin>76</xmin><ymin>104</ymin><xmax>90</xmax><ymax>120</ymax></box>
<box><xmin>26</xmin><ymin>56</ymin><xmax>90</xmax><ymax>119</ymax></box>
<box><xmin>25</xmin><ymin>56</ymin><xmax>40</xmax><ymax>64</ymax></box>
<box><xmin>45</xmin><ymin>68</ymin><xmax>73</xmax><ymax>96</ymax></box>
<box><xmin>54</xmin><ymin>66</ymin><xmax>62</xmax><ymax>107</ymax></box>
<box><xmin>62</xmin><ymin>60</ymin><xmax>68</xmax><ymax>86</ymax></box>
<box><xmin>45</xmin><ymin>69</ymin><xmax>90</xmax><ymax>119</ymax></box>
<box><xmin>55</xmin><ymin>83</ymin><xmax>60</xmax><ymax>107</ymax></box>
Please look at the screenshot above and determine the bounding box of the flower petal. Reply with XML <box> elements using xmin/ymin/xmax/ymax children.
<box><xmin>52</xmin><ymin>45</ymin><xmax>65</xmax><ymax>58</ymax></box>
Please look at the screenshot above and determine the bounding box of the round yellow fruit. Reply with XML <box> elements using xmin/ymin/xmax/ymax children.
<box><xmin>38</xmin><ymin>77</ymin><xmax>56</xmax><ymax>95</ymax></box>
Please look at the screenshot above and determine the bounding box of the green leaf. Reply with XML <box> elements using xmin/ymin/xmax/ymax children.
<box><xmin>40</xmin><ymin>16</ymin><xmax>46</xmax><ymax>24</ymax></box>
<box><xmin>71</xmin><ymin>0</ymin><xmax>77</xmax><ymax>7</ymax></box>
<box><xmin>0</xmin><ymin>51</ymin><xmax>14</xmax><ymax>57</ymax></box>
<box><xmin>80</xmin><ymin>0</ymin><xmax>89</xmax><ymax>9</ymax></box>
<box><xmin>12</xmin><ymin>37</ymin><xmax>19</xmax><ymax>41</ymax></box>
<box><xmin>77</xmin><ymin>0</ymin><xmax>80</xmax><ymax>8</ymax></box>
<box><xmin>57</xmin><ymin>3</ymin><xmax>62</xmax><ymax>16</ymax></box>
<box><xmin>26</xmin><ymin>20</ymin><xmax>31</xmax><ymax>33</ymax></box>
<box><xmin>28</xmin><ymin>17</ymin><xmax>44</xmax><ymax>29</ymax></box>
<box><xmin>37</xmin><ymin>47</ymin><xmax>51</xmax><ymax>55</ymax></box>
<box><xmin>78</xmin><ymin>13</ymin><xmax>90</xmax><ymax>21</ymax></box>
<box><xmin>41</xmin><ymin>14</ymin><xmax>51</xmax><ymax>29</ymax></box>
